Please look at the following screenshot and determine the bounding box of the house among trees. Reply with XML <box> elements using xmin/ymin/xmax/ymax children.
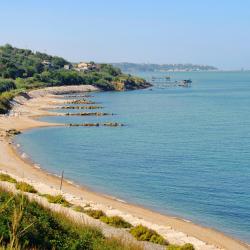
<box><xmin>41</xmin><ymin>60</ymin><xmax>52</xmax><ymax>68</ymax></box>
<box><xmin>63</xmin><ymin>64</ymin><xmax>72</xmax><ymax>70</ymax></box>
<box><xmin>75</xmin><ymin>62</ymin><xmax>97</xmax><ymax>72</ymax></box>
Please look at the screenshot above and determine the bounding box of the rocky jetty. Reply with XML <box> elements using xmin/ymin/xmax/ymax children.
<box><xmin>61</xmin><ymin>106</ymin><xmax>103</xmax><ymax>110</ymax></box>
<box><xmin>66</xmin><ymin>100</ymin><xmax>96</xmax><ymax>104</ymax></box>
<box><xmin>64</xmin><ymin>94</ymin><xmax>94</xmax><ymax>98</ymax></box>
<box><xmin>68</xmin><ymin>122</ymin><xmax>124</xmax><ymax>127</ymax></box>
<box><xmin>65</xmin><ymin>112</ymin><xmax>111</xmax><ymax>116</ymax></box>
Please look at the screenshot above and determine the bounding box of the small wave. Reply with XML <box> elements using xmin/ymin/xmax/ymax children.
<box><xmin>21</xmin><ymin>153</ymin><xmax>27</xmax><ymax>158</ymax></box>
<box><xmin>115</xmin><ymin>198</ymin><xmax>127</xmax><ymax>203</ymax></box>
<box><xmin>34</xmin><ymin>164</ymin><xmax>41</xmax><ymax>169</ymax></box>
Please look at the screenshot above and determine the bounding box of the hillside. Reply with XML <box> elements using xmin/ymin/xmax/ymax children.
<box><xmin>0</xmin><ymin>44</ymin><xmax>151</xmax><ymax>113</ymax></box>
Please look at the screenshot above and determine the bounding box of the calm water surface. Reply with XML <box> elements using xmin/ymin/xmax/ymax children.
<box><xmin>15</xmin><ymin>71</ymin><xmax>250</xmax><ymax>242</ymax></box>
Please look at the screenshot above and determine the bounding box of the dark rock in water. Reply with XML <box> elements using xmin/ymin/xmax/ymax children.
<box><xmin>103</xmin><ymin>122</ymin><xmax>124</xmax><ymax>127</ymax></box>
<box><xmin>6</xmin><ymin>129</ymin><xmax>21</xmax><ymax>136</ymax></box>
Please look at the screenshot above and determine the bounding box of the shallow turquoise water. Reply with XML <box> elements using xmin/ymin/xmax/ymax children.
<box><xmin>15</xmin><ymin>71</ymin><xmax>250</xmax><ymax>242</ymax></box>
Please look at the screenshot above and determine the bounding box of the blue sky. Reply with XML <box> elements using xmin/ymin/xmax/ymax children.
<box><xmin>1</xmin><ymin>0</ymin><xmax>250</xmax><ymax>69</ymax></box>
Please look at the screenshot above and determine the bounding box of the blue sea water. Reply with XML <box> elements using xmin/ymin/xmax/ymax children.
<box><xmin>15</xmin><ymin>71</ymin><xmax>250</xmax><ymax>243</ymax></box>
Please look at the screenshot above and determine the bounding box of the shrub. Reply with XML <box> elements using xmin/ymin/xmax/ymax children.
<box><xmin>73</xmin><ymin>205</ymin><xmax>85</xmax><ymax>213</ymax></box>
<box><xmin>0</xmin><ymin>173</ymin><xmax>17</xmax><ymax>183</ymax></box>
<box><xmin>43</xmin><ymin>194</ymin><xmax>71</xmax><ymax>207</ymax></box>
<box><xmin>168</xmin><ymin>243</ymin><xmax>195</xmax><ymax>250</ymax></box>
<box><xmin>0</xmin><ymin>91</ymin><xmax>15</xmax><ymax>114</ymax></box>
<box><xmin>181</xmin><ymin>243</ymin><xmax>195</xmax><ymax>250</ymax></box>
<box><xmin>100</xmin><ymin>216</ymin><xmax>132</xmax><ymax>228</ymax></box>
<box><xmin>15</xmin><ymin>182</ymin><xmax>37</xmax><ymax>193</ymax></box>
<box><xmin>130</xmin><ymin>225</ymin><xmax>168</xmax><ymax>245</ymax></box>
<box><xmin>85</xmin><ymin>209</ymin><xmax>106</xmax><ymax>219</ymax></box>
<box><xmin>168</xmin><ymin>245</ymin><xmax>181</xmax><ymax>250</ymax></box>
<box><xmin>0</xmin><ymin>79</ymin><xmax>16</xmax><ymax>93</ymax></box>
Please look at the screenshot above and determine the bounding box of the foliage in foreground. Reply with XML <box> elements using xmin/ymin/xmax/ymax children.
<box><xmin>0</xmin><ymin>178</ymin><xmax>195</xmax><ymax>249</ymax></box>
<box><xmin>130</xmin><ymin>224</ymin><xmax>168</xmax><ymax>245</ymax></box>
<box><xmin>0</xmin><ymin>188</ymin><xmax>142</xmax><ymax>250</ymax></box>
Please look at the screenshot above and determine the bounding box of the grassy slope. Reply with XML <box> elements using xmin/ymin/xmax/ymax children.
<box><xmin>0</xmin><ymin>188</ymin><xmax>142</xmax><ymax>250</ymax></box>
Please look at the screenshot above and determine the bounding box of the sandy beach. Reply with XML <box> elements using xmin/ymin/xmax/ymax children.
<box><xmin>0</xmin><ymin>85</ymin><xmax>249</xmax><ymax>250</ymax></box>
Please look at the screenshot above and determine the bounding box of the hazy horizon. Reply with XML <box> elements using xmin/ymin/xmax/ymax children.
<box><xmin>1</xmin><ymin>0</ymin><xmax>250</xmax><ymax>70</ymax></box>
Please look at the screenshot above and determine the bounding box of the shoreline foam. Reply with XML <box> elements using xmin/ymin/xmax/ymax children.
<box><xmin>0</xmin><ymin>85</ymin><xmax>249</xmax><ymax>250</ymax></box>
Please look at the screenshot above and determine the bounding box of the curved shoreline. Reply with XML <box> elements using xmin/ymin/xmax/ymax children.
<box><xmin>0</xmin><ymin>85</ymin><xmax>249</xmax><ymax>250</ymax></box>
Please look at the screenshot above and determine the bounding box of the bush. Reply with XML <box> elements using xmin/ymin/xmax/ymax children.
<box><xmin>168</xmin><ymin>243</ymin><xmax>195</xmax><ymax>250</ymax></box>
<box><xmin>0</xmin><ymin>90</ymin><xmax>15</xmax><ymax>114</ymax></box>
<box><xmin>181</xmin><ymin>243</ymin><xmax>195</xmax><ymax>250</ymax></box>
<box><xmin>130</xmin><ymin>225</ymin><xmax>168</xmax><ymax>245</ymax></box>
<box><xmin>100</xmin><ymin>216</ymin><xmax>132</xmax><ymax>228</ymax></box>
<box><xmin>85</xmin><ymin>209</ymin><xmax>106</xmax><ymax>219</ymax></box>
<box><xmin>0</xmin><ymin>79</ymin><xmax>16</xmax><ymax>93</ymax></box>
<box><xmin>15</xmin><ymin>182</ymin><xmax>37</xmax><ymax>193</ymax></box>
<box><xmin>73</xmin><ymin>205</ymin><xmax>85</xmax><ymax>213</ymax></box>
<box><xmin>0</xmin><ymin>173</ymin><xmax>17</xmax><ymax>183</ymax></box>
<box><xmin>43</xmin><ymin>194</ymin><xmax>71</xmax><ymax>207</ymax></box>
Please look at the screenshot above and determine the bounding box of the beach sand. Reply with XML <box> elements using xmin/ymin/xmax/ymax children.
<box><xmin>0</xmin><ymin>85</ymin><xmax>249</xmax><ymax>250</ymax></box>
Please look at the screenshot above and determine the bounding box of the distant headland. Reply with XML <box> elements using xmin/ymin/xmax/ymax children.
<box><xmin>112</xmin><ymin>62</ymin><xmax>218</xmax><ymax>72</ymax></box>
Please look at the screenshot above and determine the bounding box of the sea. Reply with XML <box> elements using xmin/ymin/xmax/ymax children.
<box><xmin>15</xmin><ymin>71</ymin><xmax>250</xmax><ymax>243</ymax></box>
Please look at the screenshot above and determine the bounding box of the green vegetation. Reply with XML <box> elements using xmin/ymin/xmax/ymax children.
<box><xmin>100</xmin><ymin>216</ymin><xmax>132</xmax><ymax>228</ymax></box>
<box><xmin>73</xmin><ymin>208</ymin><xmax>132</xmax><ymax>229</ymax></box>
<box><xmin>85</xmin><ymin>209</ymin><xmax>106</xmax><ymax>219</ymax></box>
<box><xmin>0</xmin><ymin>188</ymin><xmax>142</xmax><ymax>250</ymax></box>
<box><xmin>15</xmin><ymin>182</ymin><xmax>37</xmax><ymax>193</ymax></box>
<box><xmin>0</xmin><ymin>79</ymin><xmax>16</xmax><ymax>93</ymax></box>
<box><xmin>73</xmin><ymin>205</ymin><xmax>85</xmax><ymax>213</ymax></box>
<box><xmin>130</xmin><ymin>224</ymin><xmax>168</xmax><ymax>245</ymax></box>
<box><xmin>0</xmin><ymin>173</ymin><xmax>17</xmax><ymax>183</ymax></box>
<box><xmin>168</xmin><ymin>243</ymin><xmax>195</xmax><ymax>250</ymax></box>
<box><xmin>0</xmin><ymin>90</ymin><xmax>17</xmax><ymax>114</ymax></box>
<box><xmin>0</xmin><ymin>44</ymin><xmax>150</xmax><ymax>114</ymax></box>
<box><xmin>43</xmin><ymin>194</ymin><xmax>71</xmax><ymax>207</ymax></box>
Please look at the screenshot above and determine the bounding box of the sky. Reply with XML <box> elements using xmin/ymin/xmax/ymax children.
<box><xmin>0</xmin><ymin>0</ymin><xmax>250</xmax><ymax>70</ymax></box>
